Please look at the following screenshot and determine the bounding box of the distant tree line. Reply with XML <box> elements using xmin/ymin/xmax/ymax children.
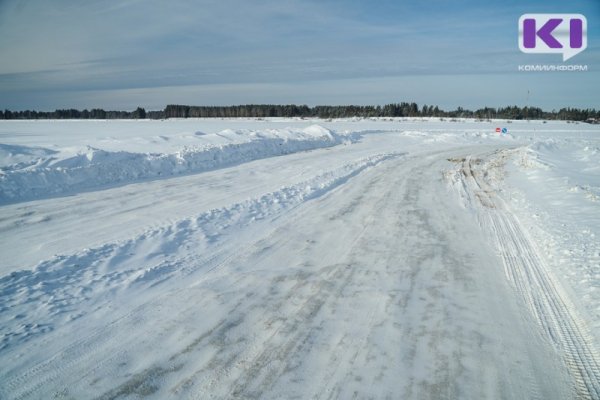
<box><xmin>162</xmin><ymin>103</ymin><xmax>600</xmax><ymax>121</ymax></box>
<box><xmin>0</xmin><ymin>107</ymin><xmax>148</xmax><ymax>120</ymax></box>
<box><xmin>1</xmin><ymin>104</ymin><xmax>599</xmax><ymax>122</ymax></box>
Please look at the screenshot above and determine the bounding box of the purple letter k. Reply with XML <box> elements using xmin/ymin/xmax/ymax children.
<box><xmin>523</xmin><ymin>18</ymin><xmax>563</xmax><ymax>48</ymax></box>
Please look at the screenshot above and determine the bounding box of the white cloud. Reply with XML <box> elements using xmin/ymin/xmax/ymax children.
<box><xmin>0</xmin><ymin>0</ymin><xmax>597</xmax><ymax>110</ymax></box>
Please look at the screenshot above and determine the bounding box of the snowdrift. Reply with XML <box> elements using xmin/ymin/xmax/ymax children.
<box><xmin>0</xmin><ymin>125</ymin><xmax>346</xmax><ymax>203</ymax></box>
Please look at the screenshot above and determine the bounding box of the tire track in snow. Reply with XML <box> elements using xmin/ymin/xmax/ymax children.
<box><xmin>451</xmin><ymin>154</ymin><xmax>600</xmax><ymax>399</ymax></box>
<box><xmin>489</xmin><ymin>212</ymin><xmax>600</xmax><ymax>399</ymax></box>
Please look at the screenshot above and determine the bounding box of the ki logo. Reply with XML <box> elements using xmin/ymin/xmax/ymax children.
<box><xmin>519</xmin><ymin>14</ymin><xmax>587</xmax><ymax>61</ymax></box>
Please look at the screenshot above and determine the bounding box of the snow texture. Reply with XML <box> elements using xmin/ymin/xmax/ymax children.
<box><xmin>0</xmin><ymin>118</ymin><xmax>599</xmax><ymax>399</ymax></box>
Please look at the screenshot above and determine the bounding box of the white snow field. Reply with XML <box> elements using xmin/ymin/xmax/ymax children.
<box><xmin>0</xmin><ymin>118</ymin><xmax>599</xmax><ymax>399</ymax></box>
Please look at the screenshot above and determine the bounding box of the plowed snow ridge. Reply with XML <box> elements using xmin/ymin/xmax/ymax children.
<box><xmin>0</xmin><ymin>125</ymin><xmax>350</xmax><ymax>204</ymax></box>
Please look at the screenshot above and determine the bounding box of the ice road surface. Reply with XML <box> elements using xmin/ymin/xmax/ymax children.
<box><xmin>0</xmin><ymin>118</ymin><xmax>599</xmax><ymax>399</ymax></box>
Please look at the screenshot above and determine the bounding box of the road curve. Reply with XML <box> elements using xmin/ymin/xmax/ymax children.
<box><xmin>1</xmin><ymin>145</ymin><xmax>577</xmax><ymax>399</ymax></box>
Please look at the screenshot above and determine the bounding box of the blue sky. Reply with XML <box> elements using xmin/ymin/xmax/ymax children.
<box><xmin>0</xmin><ymin>0</ymin><xmax>598</xmax><ymax>111</ymax></box>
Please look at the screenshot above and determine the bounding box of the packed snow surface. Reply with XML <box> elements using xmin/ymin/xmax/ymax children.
<box><xmin>0</xmin><ymin>118</ymin><xmax>599</xmax><ymax>399</ymax></box>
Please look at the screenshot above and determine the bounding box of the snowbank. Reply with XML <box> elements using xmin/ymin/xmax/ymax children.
<box><xmin>507</xmin><ymin>138</ymin><xmax>600</xmax><ymax>343</ymax></box>
<box><xmin>0</xmin><ymin>125</ymin><xmax>347</xmax><ymax>203</ymax></box>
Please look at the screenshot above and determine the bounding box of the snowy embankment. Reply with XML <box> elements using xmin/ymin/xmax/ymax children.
<box><xmin>0</xmin><ymin>125</ymin><xmax>349</xmax><ymax>203</ymax></box>
<box><xmin>444</xmin><ymin>140</ymin><xmax>600</xmax><ymax>398</ymax></box>
<box><xmin>507</xmin><ymin>138</ymin><xmax>600</xmax><ymax>338</ymax></box>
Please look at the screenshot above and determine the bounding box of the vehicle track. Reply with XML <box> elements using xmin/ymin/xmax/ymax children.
<box><xmin>454</xmin><ymin>154</ymin><xmax>600</xmax><ymax>399</ymax></box>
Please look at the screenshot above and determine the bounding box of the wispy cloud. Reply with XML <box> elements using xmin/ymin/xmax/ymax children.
<box><xmin>0</xmin><ymin>0</ymin><xmax>598</xmax><ymax>110</ymax></box>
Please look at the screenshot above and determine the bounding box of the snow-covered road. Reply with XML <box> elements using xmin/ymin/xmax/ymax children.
<box><xmin>1</xmin><ymin>119</ymin><xmax>599</xmax><ymax>399</ymax></box>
